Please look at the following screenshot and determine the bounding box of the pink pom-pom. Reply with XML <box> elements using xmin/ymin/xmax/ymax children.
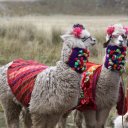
<box><xmin>106</xmin><ymin>26</ymin><xmax>115</xmax><ymax>35</ymax></box>
<box><xmin>124</xmin><ymin>27</ymin><xmax>128</xmax><ymax>34</ymax></box>
<box><xmin>72</xmin><ymin>27</ymin><xmax>82</xmax><ymax>38</ymax></box>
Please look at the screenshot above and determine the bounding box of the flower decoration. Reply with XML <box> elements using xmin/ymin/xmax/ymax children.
<box><xmin>104</xmin><ymin>45</ymin><xmax>127</xmax><ymax>73</ymax></box>
<box><xmin>107</xmin><ymin>24</ymin><xmax>128</xmax><ymax>36</ymax></box>
<box><xmin>106</xmin><ymin>26</ymin><xmax>115</xmax><ymax>35</ymax></box>
<box><xmin>67</xmin><ymin>48</ymin><xmax>89</xmax><ymax>73</ymax></box>
<box><xmin>124</xmin><ymin>27</ymin><xmax>128</xmax><ymax>35</ymax></box>
<box><xmin>72</xmin><ymin>27</ymin><xmax>83</xmax><ymax>38</ymax></box>
<box><xmin>72</xmin><ymin>24</ymin><xmax>85</xmax><ymax>38</ymax></box>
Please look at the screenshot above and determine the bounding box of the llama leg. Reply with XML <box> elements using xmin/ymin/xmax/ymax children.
<box><xmin>56</xmin><ymin>112</ymin><xmax>70</xmax><ymax>128</ymax></box>
<box><xmin>1</xmin><ymin>99</ymin><xmax>21</xmax><ymax>128</ymax></box>
<box><xmin>96</xmin><ymin>108</ymin><xmax>111</xmax><ymax>128</ymax></box>
<box><xmin>32</xmin><ymin>113</ymin><xmax>60</xmax><ymax>128</ymax></box>
<box><xmin>31</xmin><ymin>114</ymin><xmax>47</xmax><ymax>128</ymax></box>
<box><xmin>22</xmin><ymin>109</ymin><xmax>32</xmax><ymax>128</ymax></box>
<box><xmin>46</xmin><ymin>114</ymin><xmax>60</xmax><ymax>128</ymax></box>
<box><xmin>83</xmin><ymin>110</ymin><xmax>96</xmax><ymax>128</ymax></box>
<box><xmin>74</xmin><ymin>110</ymin><xmax>83</xmax><ymax>128</ymax></box>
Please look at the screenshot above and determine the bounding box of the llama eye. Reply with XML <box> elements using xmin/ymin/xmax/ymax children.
<box><xmin>81</xmin><ymin>36</ymin><xmax>91</xmax><ymax>42</ymax></box>
<box><xmin>81</xmin><ymin>37</ymin><xmax>87</xmax><ymax>42</ymax></box>
<box><xmin>122</xmin><ymin>34</ymin><xmax>127</xmax><ymax>39</ymax></box>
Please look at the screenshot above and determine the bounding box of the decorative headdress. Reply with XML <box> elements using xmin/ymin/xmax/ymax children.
<box><xmin>104</xmin><ymin>24</ymin><xmax>128</xmax><ymax>48</ymax></box>
<box><xmin>104</xmin><ymin>24</ymin><xmax>128</xmax><ymax>73</ymax></box>
<box><xmin>61</xmin><ymin>24</ymin><xmax>90</xmax><ymax>41</ymax></box>
<box><xmin>71</xmin><ymin>24</ymin><xmax>85</xmax><ymax>38</ymax></box>
<box><xmin>106</xmin><ymin>24</ymin><xmax>128</xmax><ymax>41</ymax></box>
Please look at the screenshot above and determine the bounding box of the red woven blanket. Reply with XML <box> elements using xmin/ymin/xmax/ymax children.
<box><xmin>76</xmin><ymin>62</ymin><xmax>127</xmax><ymax>115</ymax></box>
<box><xmin>76</xmin><ymin>62</ymin><xmax>102</xmax><ymax>111</ymax></box>
<box><xmin>7</xmin><ymin>59</ymin><xmax>48</xmax><ymax>107</ymax></box>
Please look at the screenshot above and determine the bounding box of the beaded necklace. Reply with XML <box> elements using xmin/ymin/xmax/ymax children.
<box><xmin>67</xmin><ymin>48</ymin><xmax>89</xmax><ymax>73</ymax></box>
<box><xmin>104</xmin><ymin>45</ymin><xmax>127</xmax><ymax>73</ymax></box>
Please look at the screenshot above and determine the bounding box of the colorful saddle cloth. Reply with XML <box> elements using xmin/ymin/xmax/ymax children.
<box><xmin>76</xmin><ymin>62</ymin><xmax>102</xmax><ymax>111</ymax></box>
<box><xmin>7</xmin><ymin>59</ymin><xmax>48</xmax><ymax>107</ymax></box>
<box><xmin>76</xmin><ymin>62</ymin><xmax>127</xmax><ymax>115</ymax></box>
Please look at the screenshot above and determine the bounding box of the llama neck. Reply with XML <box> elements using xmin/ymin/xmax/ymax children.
<box><xmin>56</xmin><ymin>47</ymin><xmax>90</xmax><ymax>80</ymax></box>
<box><xmin>96</xmin><ymin>65</ymin><xmax>121</xmax><ymax>108</ymax></box>
<box><xmin>104</xmin><ymin>45</ymin><xmax>127</xmax><ymax>74</ymax></box>
<box><xmin>56</xmin><ymin>61</ymin><xmax>81</xmax><ymax>82</ymax></box>
<box><xmin>96</xmin><ymin>45</ymin><xmax>127</xmax><ymax>97</ymax></box>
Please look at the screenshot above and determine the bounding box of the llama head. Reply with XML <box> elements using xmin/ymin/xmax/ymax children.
<box><xmin>104</xmin><ymin>24</ymin><xmax>128</xmax><ymax>73</ymax></box>
<box><xmin>104</xmin><ymin>24</ymin><xmax>128</xmax><ymax>48</ymax></box>
<box><xmin>60</xmin><ymin>24</ymin><xmax>96</xmax><ymax>64</ymax></box>
<box><xmin>61</xmin><ymin>24</ymin><xmax>96</xmax><ymax>48</ymax></box>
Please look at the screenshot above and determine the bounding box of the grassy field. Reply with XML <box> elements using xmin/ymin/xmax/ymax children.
<box><xmin>0</xmin><ymin>15</ymin><xmax>128</xmax><ymax>127</ymax></box>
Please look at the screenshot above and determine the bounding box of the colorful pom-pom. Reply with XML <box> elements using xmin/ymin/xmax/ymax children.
<box><xmin>105</xmin><ymin>45</ymin><xmax>127</xmax><ymax>73</ymax></box>
<box><xmin>72</xmin><ymin>27</ymin><xmax>82</xmax><ymax>38</ymax></box>
<box><xmin>116</xmin><ymin>49</ymin><xmax>121</xmax><ymax>53</ymax></box>
<box><xmin>107</xmin><ymin>26</ymin><xmax>115</xmax><ymax>35</ymax></box>
<box><xmin>107</xmin><ymin>49</ymin><xmax>110</xmax><ymax>53</ymax></box>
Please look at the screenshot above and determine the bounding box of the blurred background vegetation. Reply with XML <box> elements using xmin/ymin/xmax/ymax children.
<box><xmin>0</xmin><ymin>0</ymin><xmax>128</xmax><ymax>16</ymax></box>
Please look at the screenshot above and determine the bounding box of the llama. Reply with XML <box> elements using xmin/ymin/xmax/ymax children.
<box><xmin>114</xmin><ymin>113</ymin><xmax>128</xmax><ymax>128</ymax></box>
<box><xmin>57</xmin><ymin>24</ymin><xmax>128</xmax><ymax>128</ymax></box>
<box><xmin>114</xmin><ymin>83</ymin><xmax>128</xmax><ymax>128</ymax></box>
<box><xmin>0</xmin><ymin>24</ymin><xmax>96</xmax><ymax>128</ymax></box>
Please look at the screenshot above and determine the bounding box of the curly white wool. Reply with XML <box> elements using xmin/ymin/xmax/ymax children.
<box><xmin>0</xmin><ymin>24</ymin><xmax>96</xmax><ymax>128</ymax></box>
<box><xmin>114</xmin><ymin>113</ymin><xmax>128</xmax><ymax>128</ymax></box>
<box><xmin>29</xmin><ymin>61</ymin><xmax>81</xmax><ymax>114</ymax></box>
<box><xmin>57</xmin><ymin>24</ymin><xmax>128</xmax><ymax>128</ymax></box>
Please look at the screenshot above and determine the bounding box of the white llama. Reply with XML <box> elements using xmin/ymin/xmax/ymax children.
<box><xmin>114</xmin><ymin>112</ymin><xmax>128</xmax><ymax>128</ymax></box>
<box><xmin>114</xmin><ymin>87</ymin><xmax>128</xmax><ymax>128</ymax></box>
<box><xmin>57</xmin><ymin>24</ymin><xmax>128</xmax><ymax>128</ymax></box>
<box><xmin>0</xmin><ymin>24</ymin><xmax>96</xmax><ymax>128</ymax></box>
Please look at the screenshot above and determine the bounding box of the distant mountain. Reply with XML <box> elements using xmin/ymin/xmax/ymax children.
<box><xmin>0</xmin><ymin>0</ymin><xmax>127</xmax><ymax>16</ymax></box>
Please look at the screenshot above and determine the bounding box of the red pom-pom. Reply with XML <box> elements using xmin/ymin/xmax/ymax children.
<box><xmin>112</xmin><ymin>56</ymin><xmax>115</xmax><ymax>60</ymax></box>
<box><xmin>123</xmin><ymin>47</ymin><xmax>127</xmax><ymax>51</ymax></box>
<box><xmin>72</xmin><ymin>27</ymin><xmax>82</xmax><ymax>38</ymax></box>
<box><xmin>110</xmin><ymin>50</ymin><xmax>114</xmax><ymax>55</ymax></box>
<box><xmin>118</xmin><ymin>58</ymin><xmax>122</xmax><ymax>61</ymax></box>
<box><xmin>124</xmin><ymin>27</ymin><xmax>128</xmax><ymax>35</ymax></box>
<box><xmin>122</xmin><ymin>52</ymin><xmax>126</xmax><ymax>56</ymax></box>
<box><xmin>107</xmin><ymin>26</ymin><xmax>115</xmax><ymax>35</ymax></box>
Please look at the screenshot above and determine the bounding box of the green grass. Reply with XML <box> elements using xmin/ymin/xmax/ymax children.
<box><xmin>0</xmin><ymin>21</ymin><xmax>107</xmax><ymax>65</ymax></box>
<box><xmin>0</xmin><ymin>22</ymin><xmax>62</xmax><ymax>65</ymax></box>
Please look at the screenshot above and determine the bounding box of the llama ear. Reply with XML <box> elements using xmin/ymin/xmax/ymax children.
<box><xmin>103</xmin><ymin>39</ymin><xmax>111</xmax><ymax>48</ymax></box>
<box><xmin>103</xmin><ymin>42</ymin><xmax>109</xmax><ymax>48</ymax></box>
<box><xmin>103</xmin><ymin>35</ymin><xmax>112</xmax><ymax>48</ymax></box>
<box><xmin>60</xmin><ymin>34</ymin><xmax>73</xmax><ymax>42</ymax></box>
